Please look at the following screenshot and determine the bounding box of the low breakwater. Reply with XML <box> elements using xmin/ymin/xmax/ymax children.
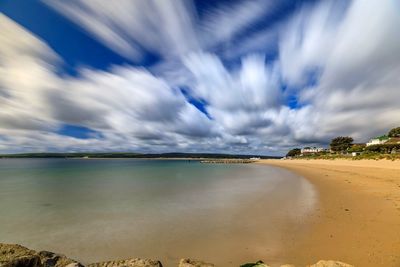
<box><xmin>0</xmin><ymin>243</ymin><xmax>353</xmax><ymax>267</ymax></box>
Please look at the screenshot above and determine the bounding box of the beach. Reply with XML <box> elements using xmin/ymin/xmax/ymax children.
<box><xmin>259</xmin><ymin>159</ymin><xmax>400</xmax><ymax>266</ymax></box>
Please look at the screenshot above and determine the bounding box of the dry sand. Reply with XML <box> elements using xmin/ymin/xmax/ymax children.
<box><xmin>259</xmin><ymin>159</ymin><xmax>400</xmax><ymax>266</ymax></box>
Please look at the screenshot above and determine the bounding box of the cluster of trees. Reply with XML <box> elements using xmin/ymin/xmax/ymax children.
<box><xmin>285</xmin><ymin>136</ymin><xmax>356</xmax><ymax>157</ymax></box>
<box><xmin>388</xmin><ymin>127</ymin><xmax>400</xmax><ymax>137</ymax></box>
<box><xmin>286</xmin><ymin>148</ymin><xmax>301</xmax><ymax>157</ymax></box>
<box><xmin>347</xmin><ymin>144</ymin><xmax>365</xmax><ymax>153</ymax></box>
<box><xmin>330</xmin><ymin>136</ymin><xmax>354</xmax><ymax>153</ymax></box>
<box><xmin>327</xmin><ymin>126</ymin><xmax>400</xmax><ymax>154</ymax></box>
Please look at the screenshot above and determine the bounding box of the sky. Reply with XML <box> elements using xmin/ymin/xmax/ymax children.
<box><xmin>0</xmin><ymin>0</ymin><xmax>399</xmax><ymax>156</ymax></box>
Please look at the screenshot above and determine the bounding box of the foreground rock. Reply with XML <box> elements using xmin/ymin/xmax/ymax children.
<box><xmin>240</xmin><ymin>260</ymin><xmax>270</xmax><ymax>266</ymax></box>
<box><xmin>178</xmin><ymin>258</ymin><xmax>214</xmax><ymax>267</ymax></box>
<box><xmin>88</xmin><ymin>258</ymin><xmax>162</xmax><ymax>267</ymax></box>
<box><xmin>0</xmin><ymin>243</ymin><xmax>354</xmax><ymax>267</ymax></box>
<box><xmin>0</xmin><ymin>243</ymin><xmax>82</xmax><ymax>267</ymax></box>
<box><xmin>307</xmin><ymin>260</ymin><xmax>354</xmax><ymax>267</ymax></box>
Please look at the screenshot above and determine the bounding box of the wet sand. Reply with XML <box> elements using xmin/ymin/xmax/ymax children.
<box><xmin>260</xmin><ymin>159</ymin><xmax>400</xmax><ymax>266</ymax></box>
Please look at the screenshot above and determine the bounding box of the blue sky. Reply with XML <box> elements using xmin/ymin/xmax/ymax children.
<box><xmin>0</xmin><ymin>0</ymin><xmax>399</xmax><ymax>155</ymax></box>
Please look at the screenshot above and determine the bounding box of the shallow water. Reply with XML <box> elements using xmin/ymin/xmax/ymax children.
<box><xmin>0</xmin><ymin>159</ymin><xmax>316</xmax><ymax>266</ymax></box>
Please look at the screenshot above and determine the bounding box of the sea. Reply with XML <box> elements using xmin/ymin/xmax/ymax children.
<box><xmin>0</xmin><ymin>159</ymin><xmax>316</xmax><ymax>266</ymax></box>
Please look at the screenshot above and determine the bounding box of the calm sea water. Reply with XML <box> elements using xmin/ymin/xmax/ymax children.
<box><xmin>0</xmin><ymin>159</ymin><xmax>316</xmax><ymax>266</ymax></box>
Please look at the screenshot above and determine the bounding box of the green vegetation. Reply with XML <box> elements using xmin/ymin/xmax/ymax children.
<box><xmin>330</xmin><ymin>136</ymin><xmax>354</xmax><ymax>153</ymax></box>
<box><xmin>347</xmin><ymin>144</ymin><xmax>365</xmax><ymax>153</ymax></box>
<box><xmin>353</xmin><ymin>152</ymin><xmax>400</xmax><ymax>160</ymax></box>
<box><xmin>286</xmin><ymin>148</ymin><xmax>301</xmax><ymax>157</ymax></box>
<box><xmin>285</xmin><ymin>125</ymin><xmax>400</xmax><ymax>160</ymax></box>
<box><xmin>373</xmin><ymin>135</ymin><xmax>389</xmax><ymax>141</ymax></box>
<box><xmin>388</xmin><ymin>127</ymin><xmax>400</xmax><ymax>137</ymax></box>
<box><xmin>291</xmin><ymin>151</ymin><xmax>400</xmax><ymax>160</ymax></box>
<box><xmin>365</xmin><ymin>143</ymin><xmax>400</xmax><ymax>154</ymax></box>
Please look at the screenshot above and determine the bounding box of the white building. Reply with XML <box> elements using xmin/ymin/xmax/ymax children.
<box><xmin>301</xmin><ymin>147</ymin><xmax>325</xmax><ymax>154</ymax></box>
<box><xmin>366</xmin><ymin>136</ymin><xmax>389</xmax><ymax>146</ymax></box>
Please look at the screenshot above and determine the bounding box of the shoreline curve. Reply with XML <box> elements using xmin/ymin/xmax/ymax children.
<box><xmin>258</xmin><ymin>159</ymin><xmax>400</xmax><ymax>267</ymax></box>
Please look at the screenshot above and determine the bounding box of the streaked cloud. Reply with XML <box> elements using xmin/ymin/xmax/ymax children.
<box><xmin>43</xmin><ymin>0</ymin><xmax>200</xmax><ymax>61</ymax></box>
<box><xmin>1</xmin><ymin>0</ymin><xmax>400</xmax><ymax>155</ymax></box>
<box><xmin>198</xmin><ymin>0</ymin><xmax>283</xmax><ymax>48</ymax></box>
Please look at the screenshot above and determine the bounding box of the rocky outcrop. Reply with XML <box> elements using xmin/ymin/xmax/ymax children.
<box><xmin>307</xmin><ymin>260</ymin><xmax>354</xmax><ymax>267</ymax></box>
<box><xmin>0</xmin><ymin>244</ymin><xmax>82</xmax><ymax>267</ymax></box>
<box><xmin>0</xmin><ymin>243</ymin><xmax>354</xmax><ymax>267</ymax></box>
<box><xmin>178</xmin><ymin>258</ymin><xmax>214</xmax><ymax>267</ymax></box>
<box><xmin>38</xmin><ymin>251</ymin><xmax>82</xmax><ymax>267</ymax></box>
<box><xmin>88</xmin><ymin>258</ymin><xmax>163</xmax><ymax>267</ymax></box>
<box><xmin>0</xmin><ymin>243</ymin><xmax>41</xmax><ymax>267</ymax></box>
<box><xmin>240</xmin><ymin>260</ymin><xmax>270</xmax><ymax>267</ymax></box>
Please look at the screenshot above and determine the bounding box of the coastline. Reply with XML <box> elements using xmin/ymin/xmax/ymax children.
<box><xmin>259</xmin><ymin>159</ymin><xmax>400</xmax><ymax>266</ymax></box>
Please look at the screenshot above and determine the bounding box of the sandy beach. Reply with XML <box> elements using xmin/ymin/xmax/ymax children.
<box><xmin>260</xmin><ymin>159</ymin><xmax>400</xmax><ymax>266</ymax></box>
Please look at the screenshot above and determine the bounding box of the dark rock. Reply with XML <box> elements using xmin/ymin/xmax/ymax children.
<box><xmin>0</xmin><ymin>243</ymin><xmax>41</xmax><ymax>267</ymax></box>
<box><xmin>38</xmin><ymin>250</ymin><xmax>80</xmax><ymax>267</ymax></box>
<box><xmin>240</xmin><ymin>260</ymin><xmax>270</xmax><ymax>267</ymax></box>
<box><xmin>0</xmin><ymin>244</ymin><xmax>83</xmax><ymax>267</ymax></box>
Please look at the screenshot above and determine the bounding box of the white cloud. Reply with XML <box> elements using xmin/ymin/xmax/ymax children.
<box><xmin>42</xmin><ymin>0</ymin><xmax>285</xmax><ymax>61</ymax></box>
<box><xmin>286</xmin><ymin>0</ymin><xmax>400</xmax><ymax>141</ymax></box>
<box><xmin>182</xmin><ymin>52</ymin><xmax>283</xmax><ymax>137</ymax></box>
<box><xmin>43</xmin><ymin>0</ymin><xmax>200</xmax><ymax>61</ymax></box>
<box><xmin>278</xmin><ymin>1</ymin><xmax>347</xmax><ymax>87</ymax></box>
<box><xmin>0</xmin><ymin>14</ymin><xmax>220</xmax><ymax>153</ymax></box>
<box><xmin>198</xmin><ymin>0</ymin><xmax>282</xmax><ymax>48</ymax></box>
<box><xmin>0</xmin><ymin>14</ymin><xmax>61</xmax><ymax>132</ymax></box>
<box><xmin>60</xmin><ymin>66</ymin><xmax>218</xmax><ymax>139</ymax></box>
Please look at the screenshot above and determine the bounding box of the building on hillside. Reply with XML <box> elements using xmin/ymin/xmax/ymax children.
<box><xmin>366</xmin><ymin>135</ymin><xmax>389</xmax><ymax>146</ymax></box>
<box><xmin>301</xmin><ymin>147</ymin><xmax>326</xmax><ymax>154</ymax></box>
